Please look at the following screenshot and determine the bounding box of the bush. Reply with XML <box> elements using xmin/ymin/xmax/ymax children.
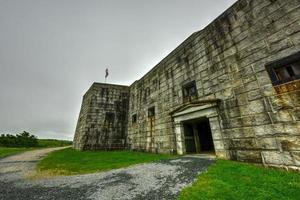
<box><xmin>0</xmin><ymin>131</ymin><xmax>38</xmax><ymax>147</ymax></box>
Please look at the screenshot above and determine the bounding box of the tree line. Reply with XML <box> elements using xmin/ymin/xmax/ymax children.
<box><xmin>0</xmin><ymin>131</ymin><xmax>38</xmax><ymax>147</ymax></box>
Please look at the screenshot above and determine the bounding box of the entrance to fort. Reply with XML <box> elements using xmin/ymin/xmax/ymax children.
<box><xmin>171</xmin><ymin>100</ymin><xmax>228</xmax><ymax>158</ymax></box>
<box><xmin>183</xmin><ymin>118</ymin><xmax>215</xmax><ymax>154</ymax></box>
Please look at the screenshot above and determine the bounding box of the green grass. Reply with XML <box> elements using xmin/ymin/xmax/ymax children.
<box><xmin>37</xmin><ymin>139</ymin><xmax>72</xmax><ymax>147</ymax></box>
<box><xmin>37</xmin><ymin>148</ymin><xmax>175</xmax><ymax>176</ymax></box>
<box><xmin>0</xmin><ymin>139</ymin><xmax>72</xmax><ymax>159</ymax></box>
<box><xmin>0</xmin><ymin>147</ymin><xmax>34</xmax><ymax>158</ymax></box>
<box><xmin>179</xmin><ymin>160</ymin><xmax>300</xmax><ymax>200</ymax></box>
<box><xmin>0</xmin><ymin>139</ymin><xmax>72</xmax><ymax>158</ymax></box>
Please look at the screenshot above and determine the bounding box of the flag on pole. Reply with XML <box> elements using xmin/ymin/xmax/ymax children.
<box><xmin>105</xmin><ymin>68</ymin><xmax>109</xmax><ymax>78</ymax></box>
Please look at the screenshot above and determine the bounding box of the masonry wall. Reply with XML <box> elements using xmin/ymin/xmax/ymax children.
<box><xmin>127</xmin><ymin>0</ymin><xmax>300</xmax><ymax>169</ymax></box>
<box><xmin>73</xmin><ymin>83</ymin><xmax>129</xmax><ymax>150</ymax></box>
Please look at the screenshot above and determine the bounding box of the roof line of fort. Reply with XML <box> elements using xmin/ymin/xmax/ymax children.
<box><xmin>92</xmin><ymin>82</ymin><xmax>129</xmax><ymax>87</ymax></box>
<box><xmin>130</xmin><ymin>0</ymin><xmax>240</xmax><ymax>85</ymax></box>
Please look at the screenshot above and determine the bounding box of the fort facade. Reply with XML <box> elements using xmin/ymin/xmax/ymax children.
<box><xmin>74</xmin><ymin>0</ymin><xmax>300</xmax><ymax>170</ymax></box>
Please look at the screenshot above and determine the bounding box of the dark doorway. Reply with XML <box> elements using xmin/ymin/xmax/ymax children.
<box><xmin>183</xmin><ymin>123</ymin><xmax>196</xmax><ymax>153</ymax></box>
<box><xmin>183</xmin><ymin>118</ymin><xmax>215</xmax><ymax>154</ymax></box>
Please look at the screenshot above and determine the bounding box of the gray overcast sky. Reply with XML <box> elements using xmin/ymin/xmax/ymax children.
<box><xmin>0</xmin><ymin>0</ymin><xmax>236</xmax><ymax>140</ymax></box>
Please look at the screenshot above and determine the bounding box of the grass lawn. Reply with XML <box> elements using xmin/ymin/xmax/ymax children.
<box><xmin>0</xmin><ymin>139</ymin><xmax>72</xmax><ymax>159</ymax></box>
<box><xmin>37</xmin><ymin>148</ymin><xmax>175</xmax><ymax>176</ymax></box>
<box><xmin>37</xmin><ymin>139</ymin><xmax>72</xmax><ymax>147</ymax></box>
<box><xmin>179</xmin><ymin>160</ymin><xmax>300</xmax><ymax>200</ymax></box>
<box><xmin>0</xmin><ymin>147</ymin><xmax>34</xmax><ymax>158</ymax></box>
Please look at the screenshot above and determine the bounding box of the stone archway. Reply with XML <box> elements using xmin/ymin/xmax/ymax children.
<box><xmin>171</xmin><ymin>100</ymin><xmax>229</xmax><ymax>159</ymax></box>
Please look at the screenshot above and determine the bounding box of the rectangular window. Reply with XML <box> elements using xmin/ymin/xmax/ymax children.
<box><xmin>105</xmin><ymin>112</ymin><xmax>115</xmax><ymax>123</ymax></box>
<box><xmin>132</xmin><ymin>114</ymin><xmax>137</xmax><ymax>124</ymax></box>
<box><xmin>182</xmin><ymin>81</ymin><xmax>198</xmax><ymax>102</ymax></box>
<box><xmin>148</xmin><ymin>107</ymin><xmax>155</xmax><ymax>118</ymax></box>
<box><xmin>266</xmin><ymin>51</ymin><xmax>300</xmax><ymax>86</ymax></box>
<box><xmin>101</xmin><ymin>88</ymin><xmax>104</xmax><ymax>97</ymax></box>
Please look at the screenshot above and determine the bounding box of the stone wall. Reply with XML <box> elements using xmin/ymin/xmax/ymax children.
<box><xmin>74</xmin><ymin>0</ymin><xmax>300</xmax><ymax>170</ymax></box>
<box><xmin>127</xmin><ymin>0</ymin><xmax>300</xmax><ymax>169</ymax></box>
<box><xmin>73</xmin><ymin>83</ymin><xmax>129</xmax><ymax>150</ymax></box>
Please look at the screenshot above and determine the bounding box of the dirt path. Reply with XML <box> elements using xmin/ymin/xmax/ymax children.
<box><xmin>0</xmin><ymin>148</ymin><xmax>214</xmax><ymax>200</ymax></box>
<box><xmin>0</xmin><ymin>146</ymin><xmax>70</xmax><ymax>181</ymax></box>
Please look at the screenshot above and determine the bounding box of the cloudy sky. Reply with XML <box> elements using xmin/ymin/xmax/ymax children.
<box><xmin>0</xmin><ymin>0</ymin><xmax>236</xmax><ymax>140</ymax></box>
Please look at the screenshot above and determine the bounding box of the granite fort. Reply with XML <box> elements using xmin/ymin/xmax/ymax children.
<box><xmin>74</xmin><ymin>0</ymin><xmax>300</xmax><ymax>170</ymax></box>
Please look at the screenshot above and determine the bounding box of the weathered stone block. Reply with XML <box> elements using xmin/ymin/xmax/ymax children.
<box><xmin>213</xmin><ymin>139</ymin><xmax>225</xmax><ymax>150</ymax></box>
<box><xmin>278</xmin><ymin>137</ymin><xmax>300</xmax><ymax>151</ymax></box>
<box><xmin>289</xmin><ymin>91</ymin><xmax>300</xmax><ymax>106</ymax></box>
<box><xmin>236</xmin><ymin>150</ymin><xmax>262</xmax><ymax>163</ymax></box>
<box><xmin>253</xmin><ymin>113</ymin><xmax>271</xmax><ymax>126</ymax></box>
<box><xmin>291</xmin><ymin>152</ymin><xmax>300</xmax><ymax>166</ymax></box>
<box><xmin>224</xmin><ymin>127</ymin><xmax>255</xmax><ymax>139</ymax></box>
<box><xmin>262</xmin><ymin>151</ymin><xmax>294</xmax><ymax>166</ymax></box>
<box><xmin>268</xmin><ymin>95</ymin><xmax>294</xmax><ymax>111</ymax></box>
<box><xmin>229</xmin><ymin>138</ymin><xmax>257</xmax><ymax>150</ymax></box>
<box><xmin>256</xmin><ymin>138</ymin><xmax>278</xmax><ymax>150</ymax></box>
<box><xmin>269</xmin><ymin>110</ymin><xmax>294</xmax><ymax>123</ymax></box>
<box><xmin>227</xmin><ymin>107</ymin><xmax>241</xmax><ymax>118</ymax></box>
<box><xmin>248</xmin><ymin>99</ymin><xmax>266</xmax><ymax>114</ymax></box>
<box><xmin>247</xmin><ymin>90</ymin><xmax>262</xmax><ymax>101</ymax></box>
<box><xmin>256</xmin><ymin>71</ymin><xmax>272</xmax><ymax>86</ymax></box>
<box><xmin>261</xmin><ymin>84</ymin><xmax>276</xmax><ymax>96</ymax></box>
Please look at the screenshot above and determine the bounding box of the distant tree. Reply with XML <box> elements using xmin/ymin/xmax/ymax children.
<box><xmin>16</xmin><ymin>131</ymin><xmax>38</xmax><ymax>147</ymax></box>
<box><xmin>0</xmin><ymin>131</ymin><xmax>38</xmax><ymax>147</ymax></box>
<box><xmin>0</xmin><ymin>134</ymin><xmax>17</xmax><ymax>147</ymax></box>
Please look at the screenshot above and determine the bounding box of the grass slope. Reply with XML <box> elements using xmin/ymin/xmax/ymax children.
<box><xmin>0</xmin><ymin>147</ymin><xmax>33</xmax><ymax>158</ymax></box>
<box><xmin>37</xmin><ymin>148</ymin><xmax>175</xmax><ymax>176</ymax></box>
<box><xmin>179</xmin><ymin>160</ymin><xmax>300</xmax><ymax>200</ymax></box>
<box><xmin>0</xmin><ymin>139</ymin><xmax>72</xmax><ymax>159</ymax></box>
<box><xmin>37</xmin><ymin>139</ymin><xmax>72</xmax><ymax>147</ymax></box>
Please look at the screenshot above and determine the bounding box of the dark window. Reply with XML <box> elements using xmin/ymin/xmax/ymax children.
<box><xmin>182</xmin><ymin>81</ymin><xmax>198</xmax><ymax>102</ymax></box>
<box><xmin>266</xmin><ymin>51</ymin><xmax>300</xmax><ymax>86</ymax></box>
<box><xmin>177</xmin><ymin>56</ymin><xmax>182</xmax><ymax>63</ymax></box>
<box><xmin>121</xmin><ymin>92</ymin><xmax>127</xmax><ymax>98</ymax></box>
<box><xmin>165</xmin><ymin>71</ymin><xmax>169</xmax><ymax>79</ymax></box>
<box><xmin>184</xmin><ymin>57</ymin><xmax>189</xmax><ymax>66</ymax></box>
<box><xmin>101</xmin><ymin>88</ymin><xmax>104</xmax><ymax>97</ymax></box>
<box><xmin>132</xmin><ymin>114</ymin><xmax>137</xmax><ymax>124</ymax></box>
<box><xmin>152</xmin><ymin>79</ymin><xmax>158</xmax><ymax>90</ymax></box>
<box><xmin>148</xmin><ymin>107</ymin><xmax>155</xmax><ymax>118</ymax></box>
<box><xmin>274</xmin><ymin>64</ymin><xmax>299</xmax><ymax>82</ymax></box>
<box><xmin>165</xmin><ymin>68</ymin><xmax>173</xmax><ymax>79</ymax></box>
<box><xmin>105</xmin><ymin>112</ymin><xmax>115</xmax><ymax>123</ymax></box>
<box><xmin>152</xmin><ymin>79</ymin><xmax>157</xmax><ymax>86</ymax></box>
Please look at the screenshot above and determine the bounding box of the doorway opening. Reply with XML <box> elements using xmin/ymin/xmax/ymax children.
<box><xmin>183</xmin><ymin>118</ymin><xmax>215</xmax><ymax>154</ymax></box>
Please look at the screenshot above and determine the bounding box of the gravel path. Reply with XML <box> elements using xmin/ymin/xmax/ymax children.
<box><xmin>0</xmin><ymin>148</ymin><xmax>215</xmax><ymax>200</ymax></box>
<box><xmin>0</xmin><ymin>146</ymin><xmax>70</xmax><ymax>181</ymax></box>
